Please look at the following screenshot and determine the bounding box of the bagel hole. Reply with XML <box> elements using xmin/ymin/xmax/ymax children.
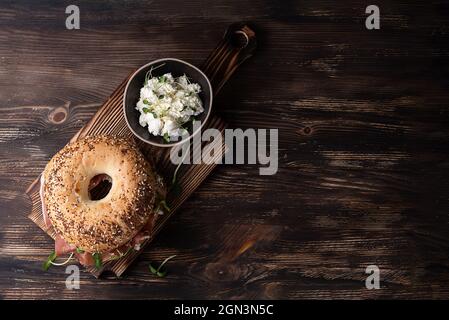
<box><xmin>88</xmin><ymin>174</ymin><xmax>112</xmax><ymax>201</ymax></box>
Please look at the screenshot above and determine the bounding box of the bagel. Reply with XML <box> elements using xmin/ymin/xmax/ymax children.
<box><xmin>42</xmin><ymin>135</ymin><xmax>160</xmax><ymax>254</ymax></box>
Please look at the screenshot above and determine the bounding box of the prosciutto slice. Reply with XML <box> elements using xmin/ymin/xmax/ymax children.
<box><xmin>55</xmin><ymin>234</ymin><xmax>77</xmax><ymax>256</ymax></box>
<box><xmin>54</xmin><ymin>235</ymin><xmax>95</xmax><ymax>266</ymax></box>
<box><xmin>75</xmin><ymin>251</ymin><xmax>95</xmax><ymax>266</ymax></box>
<box><xmin>39</xmin><ymin>175</ymin><xmax>52</xmax><ymax>228</ymax></box>
<box><xmin>40</xmin><ymin>174</ymin><xmax>159</xmax><ymax>266</ymax></box>
<box><xmin>50</xmin><ymin>221</ymin><xmax>156</xmax><ymax>266</ymax></box>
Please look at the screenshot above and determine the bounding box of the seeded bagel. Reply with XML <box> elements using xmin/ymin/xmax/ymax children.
<box><xmin>42</xmin><ymin>135</ymin><xmax>158</xmax><ymax>253</ymax></box>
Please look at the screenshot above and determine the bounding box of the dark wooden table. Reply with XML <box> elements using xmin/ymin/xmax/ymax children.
<box><xmin>1</xmin><ymin>0</ymin><xmax>449</xmax><ymax>299</ymax></box>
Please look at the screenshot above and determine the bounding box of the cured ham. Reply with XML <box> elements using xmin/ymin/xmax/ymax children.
<box><xmin>39</xmin><ymin>175</ymin><xmax>52</xmax><ymax>228</ymax></box>
<box><xmin>75</xmin><ymin>251</ymin><xmax>95</xmax><ymax>266</ymax></box>
<box><xmin>55</xmin><ymin>234</ymin><xmax>77</xmax><ymax>256</ymax></box>
<box><xmin>41</xmin><ymin>175</ymin><xmax>159</xmax><ymax>266</ymax></box>
<box><xmin>51</xmin><ymin>222</ymin><xmax>155</xmax><ymax>266</ymax></box>
<box><xmin>50</xmin><ymin>224</ymin><xmax>155</xmax><ymax>266</ymax></box>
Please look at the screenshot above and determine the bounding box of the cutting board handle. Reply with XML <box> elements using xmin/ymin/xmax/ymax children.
<box><xmin>201</xmin><ymin>22</ymin><xmax>257</xmax><ymax>95</ymax></box>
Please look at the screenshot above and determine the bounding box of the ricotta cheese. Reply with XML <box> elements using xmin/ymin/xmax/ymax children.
<box><xmin>135</xmin><ymin>71</ymin><xmax>204</xmax><ymax>142</ymax></box>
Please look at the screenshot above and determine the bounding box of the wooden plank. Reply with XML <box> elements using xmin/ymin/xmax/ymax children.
<box><xmin>1</xmin><ymin>0</ymin><xmax>449</xmax><ymax>299</ymax></box>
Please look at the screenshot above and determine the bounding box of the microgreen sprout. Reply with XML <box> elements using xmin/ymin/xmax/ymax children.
<box><xmin>42</xmin><ymin>251</ymin><xmax>57</xmax><ymax>271</ymax></box>
<box><xmin>163</xmin><ymin>132</ymin><xmax>171</xmax><ymax>143</ymax></box>
<box><xmin>144</xmin><ymin>63</ymin><xmax>166</xmax><ymax>86</ymax></box>
<box><xmin>50</xmin><ymin>253</ymin><xmax>74</xmax><ymax>266</ymax></box>
<box><xmin>149</xmin><ymin>255</ymin><xmax>177</xmax><ymax>278</ymax></box>
<box><xmin>92</xmin><ymin>252</ymin><xmax>102</xmax><ymax>270</ymax></box>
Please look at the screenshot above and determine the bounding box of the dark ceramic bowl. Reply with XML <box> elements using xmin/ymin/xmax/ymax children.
<box><xmin>123</xmin><ymin>58</ymin><xmax>212</xmax><ymax>147</ymax></box>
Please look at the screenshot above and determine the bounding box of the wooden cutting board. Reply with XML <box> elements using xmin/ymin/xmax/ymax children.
<box><xmin>26</xmin><ymin>23</ymin><xmax>256</xmax><ymax>277</ymax></box>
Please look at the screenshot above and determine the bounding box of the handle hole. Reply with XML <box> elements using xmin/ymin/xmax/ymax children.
<box><xmin>231</xmin><ymin>31</ymin><xmax>249</xmax><ymax>49</ymax></box>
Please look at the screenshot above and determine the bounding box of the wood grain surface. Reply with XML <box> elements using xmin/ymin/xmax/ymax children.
<box><xmin>1</xmin><ymin>0</ymin><xmax>449</xmax><ymax>299</ymax></box>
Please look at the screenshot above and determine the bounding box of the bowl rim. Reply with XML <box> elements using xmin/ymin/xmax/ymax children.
<box><xmin>123</xmin><ymin>57</ymin><xmax>213</xmax><ymax>148</ymax></box>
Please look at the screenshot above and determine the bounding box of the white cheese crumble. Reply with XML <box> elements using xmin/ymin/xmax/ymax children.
<box><xmin>135</xmin><ymin>71</ymin><xmax>204</xmax><ymax>142</ymax></box>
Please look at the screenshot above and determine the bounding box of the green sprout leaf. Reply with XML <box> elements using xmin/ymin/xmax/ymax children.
<box><xmin>109</xmin><ymin>248</ymin><xmax>133</xmax><ymax>261</ymax></box>
<box><xmin>76</xmin><ymin>248</ymin><xmax>84</xmax><ymax>254</ymax></box>
<box><xmin>149</xmin><ymin>255</ymin><xmax>177</xmax><ymax>278</ymax></box>
<box><xmin>156</xmin><ymin>270</ymin><xmax>167</xmax><ymax>277</ymax></box>
<box><xmin>142</xmin><ymin>107</ymin><xmax>157</xmax><ymax>118</ymax></box>
<box><xmin>159</xmin><ymin>200</ymin><xmax>170</xmax><ymax>212</ymax></box>
<box><xmin>92</xmin><ymin>252</ymin><xmax>102</xmax><ymax>270</ymax></box>
<box><xmin>163</xmin><ymin>133</ymin><xmax>170</xmax><ymax>143</ymax></box>
<box><xmin>42</xmin><ymin>251</ymin><xmax>57</xmax><ymax>271</ymax></box>
<box><xmin>155</xmin><ymin>194</ymin><xmax>170</xmax><ymax>214</ymax></box>
<box><xmin>149</xmin><ymin>263</ymin><xmax>158</xmax><ymax>274</ymax></box>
